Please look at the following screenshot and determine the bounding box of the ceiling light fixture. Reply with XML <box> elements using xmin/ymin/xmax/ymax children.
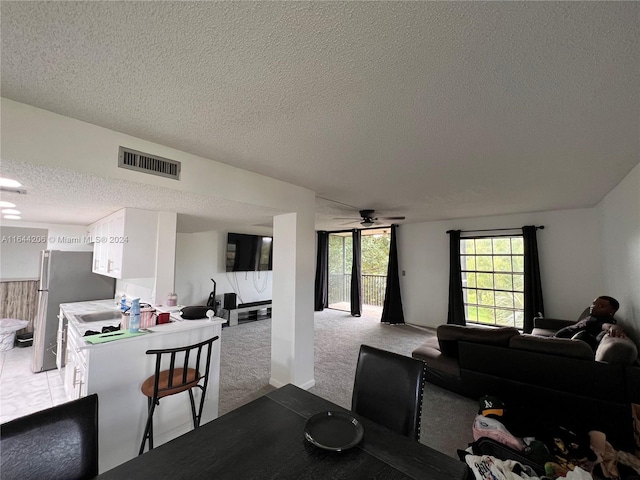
<box><xmin>0</xmin><ymin>201</ymin><xmax>16</xmax><ymax>208</ymax></box>
<box><xmin>0</xmin><ymin>178</ymin><xmax>22</xmax><ymax>188</ymax></box>
<box><xmin>3</xmin><ymin>215</ymin><xmax>21</xmax><ymax>220</ymax></box>
<box><xmin>2</xmin><ymin>209</ymin><xmax>21</xmax><ymax>215</ymax></box>
<box><xmin>361</xmin><ymin>221</ymin><xmax>374</xmax><ymax>227</ymax></box>
<box><xmin>0</xmin><ymin>177</ymin><xmax>27</xmax><ymax>194</ymax></box>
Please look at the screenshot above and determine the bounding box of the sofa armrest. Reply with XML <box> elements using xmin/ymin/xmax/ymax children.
<box><xmin>412</xmin><ymin>338</ymin><xmax>461</xmax><ymax>377</ymax></box>
<box><xmin>509</xmin><ymin>335</ymin><xmax>594</xmax><ymax>360</ymax></box>
<box><xmin>595</xmin><ymin>334</ymin><xmax>638</xmax><ymax>365</ymax></box>
<box><xmin>533</xmin><ymin>317</ymin><xmax>576</xmax><ymax>332</ymax></box>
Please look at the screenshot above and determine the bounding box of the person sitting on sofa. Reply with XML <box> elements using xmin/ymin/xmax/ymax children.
<box><xmin>554</xmin><ymin>296</ymin><xmax>624</xmax><ymax>350</ymax></box>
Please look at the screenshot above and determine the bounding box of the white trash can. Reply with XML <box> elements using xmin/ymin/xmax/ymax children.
<box><xmin>0</xmin><ymin>318</ymin><xmax>29</xmax><ymax>352</ymax></box>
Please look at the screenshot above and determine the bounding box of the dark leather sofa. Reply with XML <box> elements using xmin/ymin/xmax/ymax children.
<box><xmin>412</xmin><ymin>324</ymin><xmax>640</xmax><ymax>451</ymax></box>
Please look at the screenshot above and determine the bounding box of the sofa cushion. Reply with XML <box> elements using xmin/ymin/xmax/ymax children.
<box><xmin>412</xmin><ymin>337</ymin><xmax>460</xmax><ymax>377</ymax></box>
<box><xmin>531</xmin><ymin>317</ymin><xmax>578</xmax><ymax>337</ymax></box>
<box><xmin>530</xmin><ymin>327</ymin><xmax>557</xmax><ymax>337</ymax></box>
<box><xmin>509</xmin><ymin>334</ymin><xmax>593</xmax><ymax>360</ymax></box>
<box><xmin>412</xmin><ymin>336</ymin><xmax>439</xmax><ymax>354</ymax></box>
<box><xmin>595</xmin><ymin>335</ymin><xmax>638</xmax><ymax>364</ymax></box>
<box><xmin>437</xmin><ymin>324</ymin><xmax>519</xmax><ymax>357</ymax></box>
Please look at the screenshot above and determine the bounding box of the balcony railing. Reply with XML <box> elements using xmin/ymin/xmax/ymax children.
<box><xmin>328</xmin><ymin>274</ymin><xmax>387</xmax><ymax>307</ymax></box>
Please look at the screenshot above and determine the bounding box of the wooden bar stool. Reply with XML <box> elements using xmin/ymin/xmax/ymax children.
<box><xmin>139</xmin><ymin>335</ymin><xmax>219</xmax><ymax>455</ymax></box>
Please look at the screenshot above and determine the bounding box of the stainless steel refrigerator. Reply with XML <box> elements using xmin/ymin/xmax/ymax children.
<box><xmin>32</xmin><ymin>250</ymin><xmax>115</xmax><ymax>372</ymax></box>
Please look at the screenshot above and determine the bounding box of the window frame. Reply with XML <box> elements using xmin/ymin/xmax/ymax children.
<box><xmin>460</xmin><ymin>233</ymin><xmax>525</xmax><ymax>329</ymax></box>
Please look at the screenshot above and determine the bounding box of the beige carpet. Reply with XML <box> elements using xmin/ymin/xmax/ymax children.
<box><xmin>219</xmin><ymin>308</ymin><xmax>477</xmax><ymax>458</ymax></box>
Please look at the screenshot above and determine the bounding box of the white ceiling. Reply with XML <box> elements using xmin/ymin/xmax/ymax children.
<box><xmin>1</xmin><ymin>1</ymin><xmax>638</xmax><ymax>232</ymax></box>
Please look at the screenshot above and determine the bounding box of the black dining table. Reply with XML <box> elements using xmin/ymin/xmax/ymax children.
<box><xmin>96</xmin><ymin>383</ymin><xmax>469</xmax><ymax>479</ymax></box>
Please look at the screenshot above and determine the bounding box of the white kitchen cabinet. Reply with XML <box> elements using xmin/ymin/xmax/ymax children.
<box><xmin>55</xmin><ymin>312</ymin><xmax>67</xmax><ymax>370</ymax></box>
<box><xmin>94</xmin><ymin>220</ymin><xmax>108</xmax><ymax>274</ymax></box>
<box><xmin>90</xmin><ymin>208</ymin><xmax>157</xmax><ymax>279</ymax></box>
<box><xmin>87</xmin><ymin>222</ymin><xmax>97</xmax><ymax>244</ymax></box>
<box><xmin>64</xmin><ymin>323</ymin><xmax>88</xmax><ymax>399</ymax></box>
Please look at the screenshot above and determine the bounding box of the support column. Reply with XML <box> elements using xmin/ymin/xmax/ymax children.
<box><xmin>153</xmin><ymin>211</ymin><xmax>177</xmax><ymax>306</ymax></box>
<box><xmin>270</xmin><ymin>212</ymin><xmax>315</xmax><ymax>389</ymax></box>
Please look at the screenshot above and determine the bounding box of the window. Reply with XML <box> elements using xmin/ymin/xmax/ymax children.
<box><xmin>461</xmin><ymin>236</ymin><xmax>524</xmax><ymax>328</ymax></box>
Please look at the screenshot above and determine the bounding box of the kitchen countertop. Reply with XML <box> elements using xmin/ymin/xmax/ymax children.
<box><xmin>60</xmin><ymin>299</ymin><xmax>225</xmax><ymax>347</ymax></box>
<box><xmin>59</xmin><ymin>299</ymin><xmax>224</xmax><ymax>473</ymax></box>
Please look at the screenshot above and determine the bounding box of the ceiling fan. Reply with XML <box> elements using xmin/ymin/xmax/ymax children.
<box><xmin>334</xmin><ymin>209</ymin><xmax>406</xmax><ymax>227</ymax></box>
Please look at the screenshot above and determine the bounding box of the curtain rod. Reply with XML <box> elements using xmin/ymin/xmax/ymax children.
<box><xmin>446</xmin><ymin>226</ymin><xmax>544</xmax><ymax>234</ymax></box>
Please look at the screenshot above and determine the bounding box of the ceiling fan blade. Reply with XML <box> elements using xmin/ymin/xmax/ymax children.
<box><xmin>340</xmin><ymin>220</ymin><xmax>361</xmax><ymax>225</ymax></box>
<box><xmin>378</xmin><ymin>216</ymin><xmax>406</xmax><ymax>220</ymax></box>
<box><xmin>333</xmin><ymin>217</ymin><xmax>360</xmax><ymax>220</ymax></box>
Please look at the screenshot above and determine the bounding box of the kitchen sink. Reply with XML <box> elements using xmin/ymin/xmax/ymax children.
<box><xmin>78</xmin><ymin>310</ymin><xmax>123</xmax><ymax>323</ymax></box>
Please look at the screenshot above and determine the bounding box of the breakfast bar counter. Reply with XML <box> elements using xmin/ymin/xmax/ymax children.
<box><xmin>59</xmin><ymin>299</ymin><xmax>225</xmax><ymax>473</ymax></box>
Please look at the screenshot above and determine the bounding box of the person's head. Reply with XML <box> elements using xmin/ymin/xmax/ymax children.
<box><xmin>590</xmin><ymin>296</ymin><xmax>619</xmax><ymax>317</ymax></box>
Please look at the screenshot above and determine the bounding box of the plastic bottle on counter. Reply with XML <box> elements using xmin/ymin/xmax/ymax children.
<box><xmin>129</xmin><ymin>298</ymin><xmax>141</xmax><ymax>333</ymax></box>
<box><xmin>167</xmin><ymin>293</ymin><xmax>178</xmax><ymax>307</ymax></box>
<box><xmin>120</xmin><ymin>294</ymin><xmax>128</xmax><ymax>312</ymax></box>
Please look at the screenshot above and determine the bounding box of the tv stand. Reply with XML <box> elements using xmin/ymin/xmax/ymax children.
<box><xmin>228</xmin><ymin>300</ymin><xmax>272</xmax><ymax>326</ymax></box>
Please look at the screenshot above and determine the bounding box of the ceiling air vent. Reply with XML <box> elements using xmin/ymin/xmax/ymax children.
<box><xmin>118</xmin><ymin>147</ymin><xmax>181</xmax><ymax>180</ymax></box>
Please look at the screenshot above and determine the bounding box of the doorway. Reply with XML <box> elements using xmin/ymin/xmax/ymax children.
<box><xmin>328</xmin><ymin>228</ymin><xmax>390</xmax><ymax>316</ymax></box>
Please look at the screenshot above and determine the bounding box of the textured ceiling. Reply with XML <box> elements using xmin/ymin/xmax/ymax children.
<box><xmin>0</xmin><ymin>158</ymin><xmax>284</xmax><ymax>233</ymax></box>
<box><xmin>1</xmin><ymin>1</ymin><xmax>638</xmax><ymax>232</ymax></box>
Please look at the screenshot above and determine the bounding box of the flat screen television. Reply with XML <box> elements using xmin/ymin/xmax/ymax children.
<box><xmin>226</xmin><ymin>233</ymin><xmax>273</xmax><ymax>272</ymax></box>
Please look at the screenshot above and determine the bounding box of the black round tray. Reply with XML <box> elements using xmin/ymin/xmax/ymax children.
<box><xmin>304</xmin><ymin>411</ymin><xmax>364</xmax><ymax>452</ymax></box>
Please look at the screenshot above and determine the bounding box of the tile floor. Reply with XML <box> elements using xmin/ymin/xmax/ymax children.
<box><xmin>0</xmin><ymin>345</ymin><xmax>67</xmax><ymax>424</ymax></box>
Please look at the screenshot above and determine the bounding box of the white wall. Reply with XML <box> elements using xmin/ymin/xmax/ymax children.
<box><xmin>271</xmin><ymin>212</ymin><xmax>315</xmax><ymax>388</ymax></box>
<box><xmin>153</xmin><ymin>211</ymin><xmax>177</xmax><ymax>306</ymax></box>
<box><xmin>0</xmin><ymin>222</ymin><xmax>96</xmax><ymax>280</ymax></box>
<box><xmin>175</xmin><ymin>229</ymin><xmax>273</xmax><ymax>307</ymax></box>
<box><xmin>599</xmin><ymin>163</ymin><xmax>640</xmax><ymax>343</ymax></box>
<box><xmin>1</xmin><ymin>221</ymin><xmax>94</xmax><ymax>252</ymax></box>
<box><xmin>115</xmin><ymin>278</ymin><xmax>155</xmax><ymax>305</ymax></box>
<box><xmin>45</xmin><ymin>224</ymin><xmax>94</xmax><ymax>252</ymax></box>
<box><xmin>399</xmin><ymin>208</ymin><xmax>604</xmax><ymax>328</ymax></box>
<box><xmin>0</xmin><ymin>226</ymin><xmax>48</xmax><ymax>280</ymax></box>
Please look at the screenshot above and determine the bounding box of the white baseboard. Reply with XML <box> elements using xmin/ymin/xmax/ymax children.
<box><xmin>297</xmin><ymin>379</ymin><xmax>316</xmax><ymax>390</ymax></box>
<box><xmin>269</xmin><ymin>377</ymin><xmax>316</xmax><ymax>390</ymax></box>
<box><xmin>269</xmin><ymin>377</ymin><xmax>286</xmax><ymax>389</ymax></box>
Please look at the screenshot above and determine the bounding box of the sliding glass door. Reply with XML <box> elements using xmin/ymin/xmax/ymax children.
<box><xmin>328</xmin><ymin>232</ymin><xmax>352</xmax><ymax>311</ymax></box>
<box><xmin>328</xmin><ymin>229</ymin><xmax>390</xmax><ymax>315</ymax></box>
<box><xmin>361</xmin><ymin>230</ymin><xmax>389</xmax><ymax>315</ymax></box>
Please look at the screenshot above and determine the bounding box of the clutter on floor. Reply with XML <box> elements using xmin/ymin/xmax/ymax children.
<box><xmin>459</xmin><ymin>395</ymin><xmax>640</xmax><ymax>480</ymax></box>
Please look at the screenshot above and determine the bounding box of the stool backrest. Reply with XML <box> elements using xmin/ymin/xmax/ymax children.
<box><xmin>146</xmin><ymin>335</ymin><xmax>219</xmax><ymax>398</ymax></box>
<box><xmin>1</xmin><ymin>393</ymin><xmax>98</xmax><ymax>480</ymax></box>
<box><xmin>351</xmin><ymin>344</ymin><xmax>426</xmax><ymax>441</ymax></box>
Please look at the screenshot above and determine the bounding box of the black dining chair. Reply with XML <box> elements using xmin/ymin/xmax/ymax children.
<box><xmin>351</xmin><ymin>344</ymin><xmax>427</xmax><ymax>441</ymax></box>
<box><xmin>139</xmin><ymin>335</ymin><xmax>219</xmax><ymax>455</ymax></box>
<box><xmin>0</xmin><ymin>393</ymin><xmax>99</xmax><ymax>480</ymax></box>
